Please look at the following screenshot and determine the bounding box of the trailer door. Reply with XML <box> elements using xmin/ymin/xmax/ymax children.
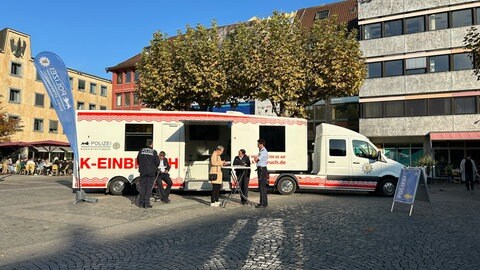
<box><xmin>160</xmin><ymin>123</ymin><xmax>183</xmax><ymax>181</ymax></box>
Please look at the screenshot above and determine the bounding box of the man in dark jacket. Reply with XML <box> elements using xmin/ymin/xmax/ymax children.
<box><xmin>137</xmin><ymin>139</ymin><xmax>160</xmax><ymax>208</ymax></box>
<box><xmin>156</xmin><ymin>151</ymin><xmax>173</xmax><ymax>203</ymax></box>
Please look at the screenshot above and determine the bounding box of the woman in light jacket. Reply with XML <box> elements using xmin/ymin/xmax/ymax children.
<box><xmin>210</xmin><ymin>145</ymin><xmax>225</xmax><ymax>207</ymax></box>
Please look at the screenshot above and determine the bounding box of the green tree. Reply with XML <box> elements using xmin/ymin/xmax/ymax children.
<box><xmin>173</xmin><ymin>23</ymin><xmax>226</xmax><ymax>111</ymax></box>
<box><xmin>254</xmin><ymin>12</ymin><xmax>306</xmax><ymax>117</ymax></box>
<box><xmin>303</xmin><ymin>16</ymin><xmax>366</xmax><ymax>109</ymax></box>
<box><xmin>0</xmin><ymin>100</ymin><xmax>22</xmax><ymax>142</ymax></box>
<box><xmin>136</xmin><ymin>32</ymin><xmax>179</xmax><ymax>110</ymax></box>
<box><xmin>221</xmin><ymin>21</ymin><xmax>262</xmax><ymax>107</ymax></box>
<box><xmin>464</xmin><ymin>26</ymin><xmax>480</xmax><ymax>80</ymax></box>
<box><xmin>137</xmin><ymin>22</ymin><xmax>226</xmax><ymax>111</ymax></box>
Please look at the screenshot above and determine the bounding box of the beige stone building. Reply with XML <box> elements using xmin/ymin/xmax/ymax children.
<box><xmin>0</xmin><ymin>27</ymin><xmax>112</xmax><ymax>159</ymax></box>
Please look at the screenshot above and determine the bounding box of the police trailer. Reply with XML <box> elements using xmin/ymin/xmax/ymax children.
<box><xmin>75</xmin><ymin>110</ymin><xmax>403</xmax><ymax>196</ymax></box>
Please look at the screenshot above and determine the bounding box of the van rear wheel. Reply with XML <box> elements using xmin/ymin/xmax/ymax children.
<box><xmin>277</xmin><ymin>176</ymin><xmax>297</xmax><ymax>195</ymax></box>
<box><xmin>109</xmin><ymin>178</ymin><xmax>126</xmax><ymax>195</ymax></box>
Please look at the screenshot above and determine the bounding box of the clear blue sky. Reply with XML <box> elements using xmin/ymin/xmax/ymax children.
<box><xmin>1</xmin><ymin>0</ymin><xmax>331</xmax><ymax>80</ymax></box>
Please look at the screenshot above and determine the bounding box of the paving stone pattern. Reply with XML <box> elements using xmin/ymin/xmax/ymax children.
<box><xmin>0</xmin><ymin>175</ymin><xmax>479</xmax><ymax>269</ymax></box>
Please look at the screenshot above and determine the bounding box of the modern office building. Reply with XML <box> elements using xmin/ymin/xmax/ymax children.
<box><xmin>0</xmin><ymin>28</ymin><xmax>112</xmax><ymax>159</ymax></box>
<box><xmin>358</xmin><ymin>0</ymin><xmax>480</xmax><ymax>174</ymax></box>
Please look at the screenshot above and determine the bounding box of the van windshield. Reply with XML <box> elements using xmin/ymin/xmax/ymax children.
<box><xmin>352</xmin><ymin>140</ymin><xmax>378</xmax><ymax>159</ymax></box>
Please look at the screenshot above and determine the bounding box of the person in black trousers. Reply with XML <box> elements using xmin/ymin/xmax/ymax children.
<box><xmin>137</xmin><ymin>139</ymin><xmax>160</xmax><ymax>208</ymax></box>
<box><xmin>460</xmin><ymin>155</ymin><xmax>478</xmax><ymax>193</ymax></box>
<box><xmin>254</xmin><ymin>139</ymin><xmax>268</xmax><ymax>208</ymax></box>
<box><xmin>233</xmin><ymin>149</ymin><xmax>251</xmax><ymax>204</ymax></box>
<box><xmin>156</xmin><ymin>151</ymin><xmax>173</xmax><ymax>203</ymax></box>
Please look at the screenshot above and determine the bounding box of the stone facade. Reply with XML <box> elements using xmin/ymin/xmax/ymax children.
<box><xmin>0</xmin><ymin>28</ymin><xmax>112</xmax><ymax>143</ymax></box>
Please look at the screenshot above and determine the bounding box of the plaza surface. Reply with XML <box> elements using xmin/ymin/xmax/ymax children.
<box><xmin>0</xmin><ymin>174</ymin><xmax>479</xmax><ymax>269</ymax></box>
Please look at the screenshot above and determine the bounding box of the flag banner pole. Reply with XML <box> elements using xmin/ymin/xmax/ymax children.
<box><xmin>34</xmin><ymin>51</ymin><xmax>97</xmax><ymax>204</ymax></box>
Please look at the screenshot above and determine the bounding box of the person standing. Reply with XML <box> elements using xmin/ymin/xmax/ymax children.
<box><xmin>254</xmin><ymin>139</ymin><xmax>268</xmax><ymax>208</ymax></box>
<box><xmin>137</xmin><ymin>139</ymin><xmax>160</xmax><ymax>208</ymax></box>
<box><xmin>210</xmin><ymin>145</ymin><xmax>225</xmax><ymax>207</ymax></box>
<box><xmin>156</xmin><ymin>151</ymin><xmax>173</xmax><ymax>203</ymax></box>
<box><xmin>233</xmin><ymin>149</ymin><xmax>251</xmax><ymax>205</ymax></box>
<box><xmin>460</xmin><ymin>155</ymin><xmax>478</xmax><ymax>193</ymax></box>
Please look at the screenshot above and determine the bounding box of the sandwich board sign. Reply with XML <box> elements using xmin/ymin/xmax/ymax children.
<box><xmin>391</xmin><ymin>167</ymin><xmax>431</xmax><ymax>216</ymax></box>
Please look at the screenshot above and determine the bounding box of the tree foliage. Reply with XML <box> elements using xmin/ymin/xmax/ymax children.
<box><xmin>464</xmin><ymin>27</ymin><xmax>480</xmax><ymax>80</ymax></box>
<box><xmin>0</xmin><ymin>100</ymin><xmax>22</xmax><ymax>142</ymax></box>
<box><xmin>137</xmin><ymin>12</ymin><xmax>366</xmax><ymax>117</ymax></box>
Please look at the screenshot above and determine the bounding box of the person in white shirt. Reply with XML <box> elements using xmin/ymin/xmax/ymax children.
<box><xmin>156</xmin><ymin>151</ymin><xmax>173</xmax><ymax>203</ymax></box>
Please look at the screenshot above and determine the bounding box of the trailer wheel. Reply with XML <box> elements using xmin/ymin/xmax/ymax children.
<box><xmin>109</xmin><ymin>178</ymin><xmax>127</xmax><ymax>195</ymax></box>
<box><xmin>277</xmin><ymin>176</ymin><xmax>297</xmax><ymax>195</ymax></box>
<box><xmin>378</xmin><ymin>177</ymin><xmax>397</xmax><ymax>197</ymax></box>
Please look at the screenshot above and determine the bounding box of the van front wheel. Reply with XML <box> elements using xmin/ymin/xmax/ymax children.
<box><xmin>277</xmin><ymin>176</ymin><xmax>297</xmax><ymax>195</ymax></box>
<box><xmin>378</xmin><ymin>178</ymin><xmax>397</xmax><ymax>197</ymax></box>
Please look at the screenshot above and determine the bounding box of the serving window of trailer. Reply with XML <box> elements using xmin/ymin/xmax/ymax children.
<box><xmin>259</xmin><ymin>126</ymin><xmax>285</xmax><ymax>152</ymax></box>
<box><xmin>124</xmin><ymin>124</ymin><xmax>153</xmax><ymax>151</ymax></box>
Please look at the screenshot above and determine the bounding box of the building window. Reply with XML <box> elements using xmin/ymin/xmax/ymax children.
<box><xmin>124</xmin><ymin>93</ymin><xmax>131</xmax><ymax>106</ymax></box>
<box><xmin>77</xmin><ymin>102</ymin><xmax>85</xmax><ymax>110</ymax></box>
<box><xmin>329</xmin><ymin>139</ymin><xmax>346</xmax><ymax>157</ymax></box>
<box><xmin>116</xmin><ymin>72</ymin><xmax>123</xmax><ymax>84</ymax></box>
<box><xmin>452</xmin><ymin>9</ymin><xmax>473</xmax><ymax>28</ymax></box>
<box><xmin>116</xmin><ymin>93</ymin><xmax>122</xmax><ymax>107</ymax></box>
<box><xmin>384</xmin><ymin>19</ymin><xmax>403</xmax><ymax>37</ymax></box>
<box><xmin>36</xmin><ymin>71</ymin><xmax>42</xmax><ymax>81</ymax></box>
<box><xmin>453</xmin><ymin>53</ymin><xmax>473</xmax><ymax>71</ymax></box>
<box><xmin>34</xmin><ymin>93</ymin><xmax>45</xmax><ymax>107</ymax></box>
<box><xmin>9</xmin><ymin>89</ymin><xmax>21</xmax><ymax>103</ymax></box>
<box><xmin>429</xmin><ymin>55</ymin><xmax>449</xmax><ymax>73</ymax></box>
<box><xmin>259</xmin><ymin>126</ymin><xmax>285</xmax><ymax>152</ymax></box>
<box><xmin>367</xmin><ymin>62</ymin><xmax>382</xmax><ymax>78</ymax></box>
<box><xmin>363</xmin><ymin>23</ymin><xmax>381</xmax><ymax>40</ymax></box>
<box><xmin>90</xmin><ymin>83</ymin><xmax>96</xmax><ymax>94</ymax></box>
<box><xmin>133</xmin><ymin>93</ymin><xmax>139</xmax><ymax>105</ymax></box>
<box><xmin>100</xmin><ymin>85</ymin><xmax>107</xmax><ymax>97</ymax></box>
<box><xmin>385</xmin><ymin>60</ymin><xmax>403</xmax><ymax>77</ymax></box>
<box><xmin>453</xmin><ymin>97</ymin><xmax>476</xmax><ymax>114</ymax></box>
<box><xmin>315</xmin><ymin>10</ymin><xmax>330</xmax><ymax>20</ymax></box>
<box><xmin>428</xmin><ymin>98</ymin><xmax>451</xmax><ymax>116</ymax></box>
<box><xmin>406</xmin><ymin>57</ymin><xmax>426</xmax><ymax>75</ymax></box>
<box><xmin>89</xmin><ymin>104</ymin><xmax>96</xmax><ymax>110</ymax></box>
<box><xmin>125</xmin><ymin>71</ymin><xmax>132</xmax><ymax>83</ymax></box>
<box><xmin>69</xmin><ymin>77</ymin><xmax>73</xmax><ymax>88</ymax></box>
<box><xmin>476</xmin><ymin>8</ymin><xmax>480</xmax><ymax>25</ymax></box>
<box><xmin>10</xmin><ymin>62</ymin><xmax>22</xmax><ymax>76</ymax></box>
<box><xmin>405</xmin><ymin>16</ymin><xmax>425</xmax><ymax>34</ymax></box>
<box><xmin>429</xmin><ymin>13</ymin><xmax>448</xmax><ymax>30</ymax></box>
<box><xmin>100</xmin><ymin>106</ymin><xmax>107</xmax><ymax>110</ymax></box>
<box><xmin>363</xmin><ymin>103</ymin><xmax>383</xmax><ymax>118</ymax></box>
<box><xmin>406</xmin><ymin>99</ymin><xmax>427</xmax><ymax>116</ymax></box>
<box><xmin>78</xmin><ymin>79</ymin><xmax>85</xmax><ymax>91</ymax></box>
<box><xmin>134</xmin><ymin>71</ymin><xmax>139</xmax><ymax>82</ymax></box>
<box><xmin>33</xmin><ymin>118</ymin><xmax>44</xmax><ymax>132</ymax></box>
<box><xmin>49</xmin><ymin>120</ymin><xmax>58</xmax><ymax>133</ymax></box>
<box><xmin>384</xmin><ymin>101</ymin><xmax>404</xmax><ymax>117</ymax></box>
<box><xmin>125</xmin><ymin>124</ymin><xmax>153</xmax><ymax>151</ymax></box>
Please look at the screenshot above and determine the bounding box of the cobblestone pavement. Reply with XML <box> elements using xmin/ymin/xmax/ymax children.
<box><xmin>1</xmin><ymin>174</ymin><xmax>480</xmax><ymax>269</ymax></box>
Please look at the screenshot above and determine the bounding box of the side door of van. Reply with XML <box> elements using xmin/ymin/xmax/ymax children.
<box><xmin>325</xmin><ymin>138</ymin><xmax>351</xmax><ymax>180</ymax></box>
<box><xmin>350</xmin><ymin>139</ymin><xmax>381</xmax><ymax>190</ymax></box>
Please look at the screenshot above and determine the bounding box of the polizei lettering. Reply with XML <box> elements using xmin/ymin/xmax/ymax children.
<box><xmin>48</xmin><ymin>68</ymin><xmax>67</xmax><ymax>96</ymax></box>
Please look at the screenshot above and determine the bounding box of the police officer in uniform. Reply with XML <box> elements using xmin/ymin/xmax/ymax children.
<box><xmin>254</xmin><ymin>139</ymin><xmax>268</xmax><ymax>208</ymax></box>
<box><xmin>137</xmin><ymin>139</ymin><xmax>160</xmax><ymax>208</ymax></box>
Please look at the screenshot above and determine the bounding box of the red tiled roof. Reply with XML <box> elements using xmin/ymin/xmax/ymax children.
<box><xmin>296</xmin><ymin>0</ymin><xmax>358</xmax><ymax>29</ymax></box>
<box><xmin>106</xmin><ymin>53</ymin><xmax>141</xmax><ymax>72</ymax></box>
